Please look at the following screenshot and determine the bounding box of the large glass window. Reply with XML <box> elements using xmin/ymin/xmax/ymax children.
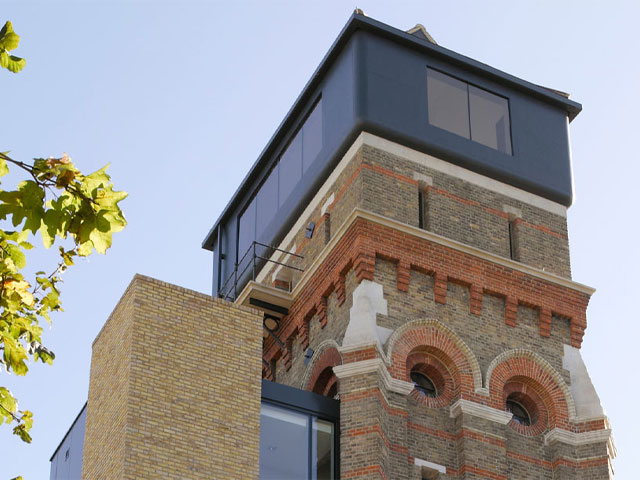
<box><xmin>260</xmin><ymin>403</ymin><xmax>310</xmax><ymax>479</ymax></box>
<box><xmin>427</xmin><ymin>69</ymin><xmax>470</xmax><ymax>139</ymax></box>
<box><xmin>238</xmin><ymin>197</ymin><xmax>256</xmax><ymax>262</ymax></box>
<box><xmin>302</xmin><ymin>100</ymin><xmax>323</xmax><ymax>173</ymax></box>
<box><xmin>314</xmin><ymin>418</ymin><xmax>335</xmax><ymax>479</ymax></box>
<box><xmin>234</xmin><ymin>98</ymin><xmax>323</xmax><ymax>269</ymax></box>
<box><xmin>427</xmin><ymin>68</ymin><xmax>512</xmax><ymax>155</ymax></box>
<box><xmin>279</xmin><ymin>132</ymin><xmax>303</xmax><ymax>208</ymax></box>
<box><xmin>259</xmin><ymin>402</ymin><xmax>335</xmax><ymax>480</ymax></box>
<box><xmin>256</xmin><ymin>166</ymin><xmax>279</xmax><ymax>239</ymax></box>
<box><xmin>469</xmin><ymin>85</ymin><xmax>512</xmax><ymax>154</ymax></box>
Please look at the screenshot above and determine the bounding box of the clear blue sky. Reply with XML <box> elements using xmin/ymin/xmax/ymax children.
<box><xmin>2</xmin><ymin>1</ymin><xmax>637</xmax><ymax>478</ymax></box>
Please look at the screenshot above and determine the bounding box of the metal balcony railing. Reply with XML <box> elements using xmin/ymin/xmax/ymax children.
<box><xmin>219</xmin><ymin>241</ymin><xmax>304</xmax><ymax>301</ymax></box>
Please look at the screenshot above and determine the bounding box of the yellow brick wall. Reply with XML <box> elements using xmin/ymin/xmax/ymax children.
<box><xmin>82</xmin><ymin>274</ymin><xmax>263</xmax><ymax>480</ymax></box>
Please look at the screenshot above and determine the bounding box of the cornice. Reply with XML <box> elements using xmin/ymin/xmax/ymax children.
<box><xmin>333</xmin><ymin>358</ymin><xmax>415</xmax><ymax>396</ymax></box>
<box><xmin>449</xmin><ymin>399</ymin><xmax>513</xmax><ymax>425</ymax></box>
<box><xmin>544</xmin><ymin>428</ymin><xmax>612</xmax><ymax>447</ymax></box>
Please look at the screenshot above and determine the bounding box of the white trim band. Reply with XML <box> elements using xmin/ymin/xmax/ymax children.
<box><xmin>414</xmin><ymin>458</ymin><xmax>447</xmax><ymax>474</ymax></box>
<box><xmin>363</xmin><ymin>133</ymin><xmax>568</xmax><ymax>217</ymax></box>
<box><xmin>544</xmin><ymin>428</ymin><xmax>612</xmax><ymax>446</ymax></box>
<box><xmin>449</xmin><ymin>399</ymin><xmax>513</xmax><ymax>425</ymax></box>
<box><xmin>333</xmin><ymin>358</ymin><xmax>415</xmax><ymax>396</ymax></box>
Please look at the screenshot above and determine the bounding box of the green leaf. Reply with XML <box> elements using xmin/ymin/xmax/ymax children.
<box><xmin>89</xmin><ymin>228</ymin><xmax>111</xmax><ymax>254</ymax></box>
<box><xmin>0</xmin><ymin>21</ymin><xmax>20</xmax><ymax>51</ymax></box>
<box><xmin>13</xmin><ymin>423</ymin><xmax>32</xmax><ymax>443</ymax></box>
<box><xmin>77</xmin><ymin>240</ymin><xmax>93</xmax><ymax>256</ymax></box>
<box><xmin>0</xmin><ymin>387</ymin><xmax>18</xmax><ymax>417</ymax></box>
<box><xmin>40</xmin><ymin>209</ymin><xmax>62</xmax><ymax>248</ymax></box>
<box><xmin>0</xmin><ymin>158</ymin><xmax>9</xmax><ymax>177</ymax></box>
<box><xmin>5</xmin><ymin>54</ymin><xmax>26</xmax><ymax>73</ymax></box>
<box><xmin>5</xmin><ymin>244</ymin><xmax>26</xmax><ymax>269</ymax></box>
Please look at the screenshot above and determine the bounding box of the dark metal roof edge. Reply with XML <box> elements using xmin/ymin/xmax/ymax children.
<box><xmin>356</xmin><ymin>14</ymin><xmax>582</xmax><ymax>116</ymax></box>
<box><xmin>202</xmin><ymin>12</ymin><xmax>581</xmax><ymax>250</ymax></box>
<box><xmin>49</xmin><ymin>401</ymin><xmax>88</xmax><ymax>462</ymax></box>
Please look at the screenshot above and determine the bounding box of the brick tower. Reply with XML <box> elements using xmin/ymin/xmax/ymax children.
<box><xmin>201</xmin><ymin>13</ymin><xmax>614</xmax><ymax>479</ymax></box>
<box><xmin>52</xmin><ymin>12</ymin><xmax>614</xmax><ymax>480</ymax></box>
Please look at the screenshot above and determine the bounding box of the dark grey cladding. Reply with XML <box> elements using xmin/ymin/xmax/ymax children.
<box><xmin>203</xmin><ymin>12</ymin><xmax>581</xmax><ymax>297</ymax></box>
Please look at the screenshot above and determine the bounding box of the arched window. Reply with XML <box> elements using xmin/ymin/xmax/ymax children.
<box><xmin>506</xmin><ymin>396</ymin><xmax>531</xmax><ymax>426</ymax></box>
<box><xmin>410</xmin><ymin>370</ymin><xmax>437</xmax><ymax>398</ymax></box>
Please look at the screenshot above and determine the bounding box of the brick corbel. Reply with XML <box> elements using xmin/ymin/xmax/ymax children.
<box><xmin>570</xmin><ymin>321</ymin><xmax>586</xmax><ymax>348</ymax></box>
<box><xmin>397</xmin><ymin>260</ymin><xmax>411</xmax><ymax>292</ymax></box>
<box><xmin>470</xmin><ymin>284</ymin><xmax>483</xmax><ymax>315</ymax></box>
<box><xmin>282</xmin><ymin>337</ymin><xmax>294</xmax><ymax>371</ymax></box>
<box><xmin>354</xmin><ymin>250</ymin><xmax>375</xmax><ymax>283</ymax></box>
<box><xmin>335</xmin><ymin>275</ymin><xmax>346</xmax><ymax>306</ymax></box>
<box><xmin>539</xmin><ymin>308</ymin><xmax>552</xmax><ymax>338</ymax></box>
<box><xmin>505</xmin><ymin>297</ymin><xmax>518</xmax><ymax>327</ymax></box>
<box><xmin>299</xmin><ymin>318</ymin><xmax>310</xmax><ymax>351</ymax></box>
<box><xmin>434</xmin><ymin>272</ymin><xmax>447</xmax><ymax>304</ymax></box>
<box><xmin>317</xmin><ymin>296</ymin><xmax>328</xmax><ymax>329</ymax></box>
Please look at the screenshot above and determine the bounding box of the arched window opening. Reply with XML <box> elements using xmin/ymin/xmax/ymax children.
<box><xmin>506</xmin><ymin>397</ymin><xmax>531</xmax><ymax>426</ymax></box>
<box><xmin>410</xmin><ymin>370</ymin><xmax>437</xmax><ymax>398</ymax></box>
<box><xmin>505</xmin><ymin>390</ymin><xmax>539</xmax><ymax>429</ymax></box>
<box><xmin>312</xmin><ymin>366</ymin><xmax>339</xmax><ymax>399</ymax></box>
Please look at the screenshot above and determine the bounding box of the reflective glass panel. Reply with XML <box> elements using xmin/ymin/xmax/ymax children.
<box><xmin>302</xmin><ymin>99</ymin><xmax>323</xmax><ymax>173</ymax></box>
<box><xmin>469</xmin><ymin>85</ymin><xmax>512</xmax><ymax>154</ymax></box>
<box><xmin>507</xmin><ymin>399</ymin><xmax>531</xmax><ymax>426</ymax></box>
<box><xmin>410</xmin><ymin>371</ymin><xmax>437</xmax><ymax>398</ymax></box>
<box><xmin>427</xmin><ymin>69</ymin><xmax>470</xmax><ymax>139</ymax></box>
<box><xmin>313</xmin><ymin>418</ymin><xmax>334</xmax><ymax>480</ymax></box>
<box><xmin>238</xmin><ymin>198</ymin><xmax>256</xmax><ymax>264</ymax></box>
<box><xmin>260</xmin><ymin>403</ymin><xmax>310</xmax><ymax>480</ymax></box>
<box><xmin>279</xmin><ymin>131</ymin><xmax>303</xmax><ymax>207</ymax></box>
<box><xmin>256</xmin><ymin>166</ymin><xmax>279</xmax><ymax>240</ymax></box>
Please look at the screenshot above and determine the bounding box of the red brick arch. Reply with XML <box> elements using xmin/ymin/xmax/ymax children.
<box><xmin>503</xmin><ymin>378</ymin><xmax>550</xmax><ymax>436</ymax></box>
<box><xmin>487</xmin><ymin>350</ymin><xmax>574</xmax><ymax>431</ymax></box>
<box><xmin>406</xmin><ymin>350</ymin><xmax>456</xmax><ymax>407</ymax></box>
<box><xmin>303</xmin><ymin>341</ymin><xmax>342</xmax><ymax>396</ymax></box>
<box><xmin>386</xmin><ymin>319</ymin><xmax>482</xmax><ymax>398</ymax></box>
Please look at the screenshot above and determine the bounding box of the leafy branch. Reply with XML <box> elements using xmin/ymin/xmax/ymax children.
<box><xmin>0</xmin><ymin>149</ymin><xmax>127</xmax><ymax>443</ymax></box>
<box><xmin>0</xmin><ymin>19</ymin><xmax>126</xmax><ymax>449</ymax></box>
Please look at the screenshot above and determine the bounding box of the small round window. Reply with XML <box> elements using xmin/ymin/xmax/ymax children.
<box><xmin>506</xmin><ymin>396</ymin><xmax>532</xmax><ymax>426</ymax></box>
<box><xmin>410</xmin><ymin>370</ymin><xmax>437</xmax><ymax>397</ymax></box>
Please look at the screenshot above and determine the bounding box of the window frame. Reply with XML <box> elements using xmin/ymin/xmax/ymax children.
<box><xmin>427</xmin><ymin>67</ymin><xmax>513</xmax><ymax>156</ymax></box>
<box><xmin>261</xmin><ymin>380</ymin><xmax>339</xmax><ymax>480</ymax></box>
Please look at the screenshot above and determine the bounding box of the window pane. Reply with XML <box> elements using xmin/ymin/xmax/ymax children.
<box><xmin>427</xmin><ymin>69</ymin><xmax>470</xmax><ymax>139</ymax></box>
<box><xmin>260</xmin><ymin>403</ymin><xmax>310</xmax><ymax>480</ymax></box>
<box><xmin>279</xmin><ymin>132</ymin><xmax>303</xmax><ymax>207</ymax></box>
<box><xmin>256</xmin><ymin>166</ymin><xmax>279</xmax><ymax>240</ymax></box>
<box><xmin>313</xmin><ymin>418</ymin><xmax>334</xmax><ymax>480</ymax></box>
<box><xmin>238</xmin><ymin>198</ymin><xmax>256</xmax><ymax>263</ymax></box>
<box><xmin>303</xmin><ymin>99</ymin><xmax>323</xmax><ymax>173</ymax></box>
<box><xmin>469</xmin><ymin>85</ymin><xmax>512</xmax><ymax>154</ymax></box>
